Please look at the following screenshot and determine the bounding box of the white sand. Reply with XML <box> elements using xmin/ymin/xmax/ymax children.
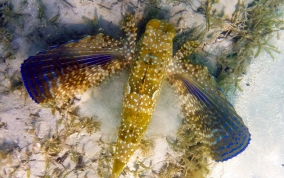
<box><xmin>0</xmin><ymin>0</ymin><xmax>283</xmax><ymax>177</ymax></box>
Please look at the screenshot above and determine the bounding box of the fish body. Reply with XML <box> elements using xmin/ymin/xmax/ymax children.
<box><xmin>112</xmin><ymin>19</ymin><xmax>175</xmax><ymax>176</ymax></box>
<box><xmin>20</xmin><ymin>15</ymin><xmax>250</xmax><ymax>178</ymax></box>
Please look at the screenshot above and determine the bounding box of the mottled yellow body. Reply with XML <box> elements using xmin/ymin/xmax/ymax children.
<box><xmin>21</xmin><ymin>14</ymin><xmax>250</xmax><ymax>178</ymax></box>
<box><xmin>112</xmin><ymin>20</ymin><xmax>175</xmax><ymax>177</ymax></box>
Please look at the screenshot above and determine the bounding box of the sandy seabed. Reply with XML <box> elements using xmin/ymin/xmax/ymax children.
<box><xmin>0</xmin><ymin>0</ymin><xmax>284</xmax><ymax>177</ymax></box>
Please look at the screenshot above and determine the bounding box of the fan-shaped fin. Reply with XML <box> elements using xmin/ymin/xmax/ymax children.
<box><xmin>167</xmin><ymin>61</ymin><xmax>250</xmax><ymax>161</ymax></box>
<box><xmin>21</xmin><ymin>14</ymin><xmax>137</xmax><ymax>105</ymax></box>
<box><xmin>21</xmin><ymin>33</ymin><xmax>132</xmax><ymax>104</ymax></box>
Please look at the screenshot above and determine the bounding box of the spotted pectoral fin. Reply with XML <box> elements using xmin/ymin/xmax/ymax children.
<box><xmin>168</xmin><ymin>68</ymin><xmax>250</xmax><ymax>161</ymax></box>
<box><xmin>21</xmin><ymin>34</ymin><xmax>133</xmax><ymax>104</ymax></box>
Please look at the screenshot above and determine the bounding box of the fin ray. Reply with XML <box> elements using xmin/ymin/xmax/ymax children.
<box><xmin>168</xmin><ymin>62</ymin><xmax>250</xmax><ymax>161</ymax></box>
<box><xmin>21</xmin><ymin>34</ymin><xmax>132</xmax><ymax>104</ymax></box>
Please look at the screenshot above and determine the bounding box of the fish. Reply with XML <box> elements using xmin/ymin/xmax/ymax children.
<box><xmin>20</xmin><ymin>14</ymin><xmax>250</xmax><ymax>177</ymax></box>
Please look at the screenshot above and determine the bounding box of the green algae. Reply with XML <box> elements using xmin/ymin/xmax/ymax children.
<box><xmin>0</xmin><ymin>101</ymin><xmax>102</xmax><ymax>177</ymax></box>
<box><xmin>213</xmin><ymin>0</ymin><xmax>284</xmax><ymax>92</ymax></box>
<box><xmin>167</xmin><ymin>0</ymin><xmax>283</xmax><ymax>92</ymax></box>
<box><xmin>0</xmin><ymin>0</ymin><xmax>283</xmax><ymax>177</ymax></box>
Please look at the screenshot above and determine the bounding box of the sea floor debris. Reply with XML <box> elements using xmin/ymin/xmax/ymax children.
<box><xmin>0</xmin><ymin>0</ymin><xmax>283</xmax><ymax>177</ymax></box>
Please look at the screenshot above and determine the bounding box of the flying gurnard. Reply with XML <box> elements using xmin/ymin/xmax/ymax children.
<box><xmin>20</xmin><ymin>14</ymin><xmax>251</xmax><ymax>177</ymax></box>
